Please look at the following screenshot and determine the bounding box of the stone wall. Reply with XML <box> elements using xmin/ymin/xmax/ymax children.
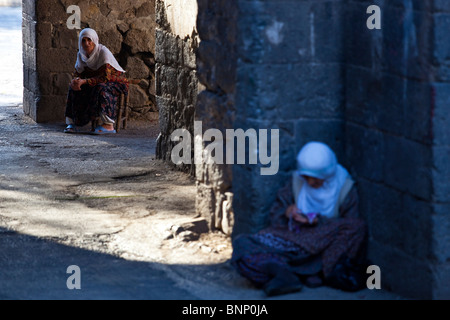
<box><xmin>222</xmin><ymin>0</ymin><xmax>449</xmax><ymax>299</ymax></box>
<box><xmin>23</xmin><ymin>0</ymin><xmax>156</xmax><ymax>123</ymax></box>
<box><xmin>345</xmin><ymin>0</ymin><xmax>449</xmax><ymax>299</ymax></box>
<box><xmin>232</xmin><ymin>0</ymin><xmax>346</xmax><ymax>236</ymax></box>
<box><xmin>194</xmin><ymin>0</ymin><xmax>238</xmax><ymax>234</ymax></box>
<box><xmin>155</xmin><ymin>0</ymin><xmax>198</xmax><ymax>176</ymax></box>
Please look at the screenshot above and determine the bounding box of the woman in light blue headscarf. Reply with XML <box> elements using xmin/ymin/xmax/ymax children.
<box><xmin>232</xmin><ymin>141</ymin><xmax>367</xmax><ymax>296</ymax></box>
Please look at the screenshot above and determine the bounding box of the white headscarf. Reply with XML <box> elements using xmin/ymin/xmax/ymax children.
<box><xmin>75</xmin><ymin>28</ymin><xmax>125</xmax><ymax>74</ymax></box>
<box><xmin>296</xmin><ymin>141</ymin><xmax>349</xmax><ymax>218</ymax></box>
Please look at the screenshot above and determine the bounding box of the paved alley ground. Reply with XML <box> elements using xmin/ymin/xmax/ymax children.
<box><xmin>0</xmin><ymin>104</ymin><xmax>405</xmax><ymax>301</ymax></box>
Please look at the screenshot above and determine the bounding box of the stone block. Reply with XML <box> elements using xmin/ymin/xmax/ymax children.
<box><xmin>36</xmin><ymin>95</ymin><xmax>66</xmax><ymax>123</ymax></box>
<box><xmin>383</xmin><ymin>135</ymin><xmax>432</xmax><ymax>200</ymax></box>
<box><xmin>23</xmin><ymin>67</ymin><xmax>38</xmax><ymax>93</ymax></box>
<box><xmin>159</xmin><ymin>65</ymin><xmax>179</xmax><ymax>98</ymax></box>
<box><xmin>52</xmin><ymin>73</ymin><xmax>71</xmax><ymax>96</ymax></box>
<box><xmin>136</xmin><ymin>1</ymin><xmax>155</xmax><ymax>18</ymax></box>
<box><xmin>376</xmin><ymin>73</ymin><xmax>406</xmax><ymax>137</ymax></box>
<box><xmin>36</xmin><ymin>0</ymin><xmax>65</xmax><ymax>21</ymax></box>
<box><xmin>402</xmin><ymin>193</ymin><xmax>433</xmax><ymax>258</ymax></box>
<box><xmin>432</xmin><ymin>83</ymin><xmax>450</xmax><ymax>146</ymax></box>
<box><xmin>435</xmin><ymin>0</ymin><xmax>450</xmax><ymax>12</ymax></box>
<box><xmin>345</xmin><ymin>3</ymin><xmax>374</xmax><ymax>70</ymax></box>
<box><xmin>97</xmin><ymin>28</ymin><xmax>123</xmax><ymax>55</ymax></box>
<box><xmin>345</xmin><ymin>124</ymin><xmax>384</xmax><ymax>183</ymax></box>
<box><xmin>22</xmin><ymin>17</ymin><xmax>36</xmax><ymax>48</ymax></box>
<box><xmin>52</xmin><ymin>27</ymin><xmax>78</xmax><ymax>50</ymax></box>
<box><xmin>232</xmin><ymin>164</ymin><xmax>290</xmax><ymax>237</ymax></box>
<box><xmin>359</xmin><ymin>180</ymin><xmax>403</xmax><ymax>246</ymax></box>
<box><xmin>237</xmin><ymin>62</ymin><xmax>344</xmax><ymax>121</ymax></box>
<box><xmin>23</xmin><ymin>44</ymin><xmax>37</xmax><ymax>69</ymax></box>
<box><xmin>239</xmin><ymin>1</ymin><xmax>343</xmax><ymax>65</ymax></box>
<box><xmin>382</xmin><ymin>5</ymin><xmax>432</xmax><ymax>80</ymax></box>
<box><xmin>196</xmin><ymin>40</ymin><xmax>219</xmax><ymax>92</ymax></box>
<box><xmin>196</xmin><ymin>0</ymin><xmax>218</xmax><ymax>41</ymax></box>
<box><xmin>129</xmin><ymin>84</ymin><xmax>150</xmax><ymax>108</ymax></box>
<box><xmin>404</xmin><ymin>80</ymin><xmax>433</xmax><ymax>144</ymax></box>
<box><xmin>38</xmin><ymin>48</ymin><xmax>76</xmax><ymax>73</ymax></box>
<box><xmin>368</xmin><ymin>241</ymin><xmax>433</xmax><ymax>299</ymax></box>
<box><xmin>126</xmin><ymin>56</ymin><xmax>151</xmax><ymax>79</ymax></box>
<box><xmin>295</xmin><ymin>119</ymin><xmax>345</xmax><ymax>164</ymax></box>
<box><xmin>345</xmin><ymin>65</ymin><xmax>382</xmax><ymax>128</ymax></box>
<box><xmin>38</xmin><ymin>72</ymin><xmax>53</xmax><ymax>95</ymax></box>
<box><xmin>195</xmin><ymin>183</ymin><xmax>215</xmax><ymax>230</ymax></box>
<box><xmin>182</xmin><ymin>38</ymin><xmax>197</xmax><ymax>70</ymax></box>
<box><xmin>155</xmin><ymin>29</ymin><xmax>181</xmax><ymax>66</ymax></box>
<box><xmin>432</xmin><ymin>262</ymin><xmax>450</xmax><ymax>299</ymax></box>
<box><xmin>432</xmin><ymin>205</ymin><xmax>450</xmax><ymax>264</ymax></box>
<box><xmin>23</xmin><ymin>88</ymin><xmax>37</xmax><ymax>120</ymax></box>
<box><xmin>125</xmin><ymin>17</ymin><xmax>156</xmax><ymax>54</ymax></box>
<box><xmin>22</xmin><ymin>0</ymin><xmax>36</xmax><ymax>20</ymax></box>
<box><xmin>156</xmin><ymin>96</ymin><xmax>172</xmax><ymax>135</ymax></box>
<box><xmin>432</xmin><ymin>146</ymin><xmax>450</xmax><ymax>202</ymax></box>
<box><xmin>433</xmin><ymin>14</ymin><xmax>450</xmax><ymax>66</ymax></box>
<box><xmin>359</xmin><ymin>179</ymin><xmax>433</xmax><ymax>261</ymax></box>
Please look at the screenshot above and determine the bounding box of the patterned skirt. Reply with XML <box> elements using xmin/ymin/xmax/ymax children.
<box><xmin>65</xmin><ymin>82</ymin><xmax>128</xmax><ymax>127</ymax></box>
<box><xmin>231</xmin><ymin>233</ymin><xmax>321</xmax><ymax>287</ymax></box>
<box><xmin>231</xmin><ymin>217</ymin><xmax>366</xmax><ymax>287</ymax></box>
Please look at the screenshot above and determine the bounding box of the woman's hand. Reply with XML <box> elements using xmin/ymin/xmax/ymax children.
<box><xmin>70</xmin><ymin>78</ymin><xmax>87</xmax><ymax>91</ymax></box>
<box><xmin>285</xmin><ymin>205</ymin><xmax>308</xmax><ymax>224</ymax></box>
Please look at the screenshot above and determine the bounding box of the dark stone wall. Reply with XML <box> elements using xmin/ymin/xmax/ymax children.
<box><xmin>155</xmin><ymin>0</ymin><xmax>198</xmax><ymax>176</ymax></box>
<box><xmin>22</xmin><ymin>0</ymin><xmax>157</xmax><ymax>123</ymax></box>
<box><xmin>225</xmin><ymin>0</ymin><xmax>449</xmax><ymax>299</ymax></box>
<box><xmin>232</xmin><ymin>0</ymin><xmax>346</xmax><ymax>235</ymax></box>
<box><xmin>344</xmin><ymin>0</ymin><xmax>450</xmax><ymax>299</ymax></box>
<box><xmin>194</xmin><ymin>0</ymin><xmax>237</xmax><ymax>234</ymax></box>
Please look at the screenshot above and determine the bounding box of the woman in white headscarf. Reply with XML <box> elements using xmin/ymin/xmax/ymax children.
<box><xmin>232</xmin><ymin>142</ymin><xmax>367</xmax><ymax>296</ymax></box>
<box><xmin>64</xmin><ymin>28</ymin><xmax>128</xmax><ymax>134</ymax></box>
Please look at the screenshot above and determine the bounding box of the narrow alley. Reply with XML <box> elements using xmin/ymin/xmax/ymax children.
<box><xmin>0</xmin><ymin>1</ymin><xmax>423</xmax><ymax>301</ymax></box>
<box><xmin>0</xmin><ymin>103</ymin><xmax>401</xmax><ymax>300</ymax></box>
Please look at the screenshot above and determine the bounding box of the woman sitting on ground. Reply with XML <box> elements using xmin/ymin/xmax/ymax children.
<box><xmin>231</xmin><ymin>141</ymin><xmax>368</xmax><ymax>296</ymax></box>
<box><xmin>64</xmin><ymin>28</ymin><xmax>128</xmax><ymax>134</ymax></box>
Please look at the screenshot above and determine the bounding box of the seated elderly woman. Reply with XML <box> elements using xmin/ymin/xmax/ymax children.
<box><xmin>231</xmin><ymin>141</ymin><xmax>368</xmax><ymax>296</ymax></box>
<box><xmin>64</xmin><ymin>28</ymin><xmax>128</xmax><ymax>134</ymax></box>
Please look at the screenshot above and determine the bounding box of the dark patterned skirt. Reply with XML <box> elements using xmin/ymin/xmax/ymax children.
<box><xmin>65</xmin><ymin>82</ymin><xmax>128</xmax><ymax>127</ymax></box>
<box><xmin>231</xmin><ymin>233</ymin><xmax>321</xmax><ymax>287</ymax></box>
<box><xmin>231</xmin><ymin>218</ymin><xmax>366</xmax><ymax>287</ymax></box>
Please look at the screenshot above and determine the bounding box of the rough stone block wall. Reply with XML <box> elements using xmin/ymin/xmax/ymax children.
<box><xmin>23</xmin><ymin>0</ymin><xmax>37</xmax><ymax>120</ymax></box>
<box><xmin>427</xmin><ymin>1</ymin><xmax>450</xmax><ymax>300</ymax></box>
<box><xmin>345</xmin><ymin>0</ymin><xmax>449</xmax><ymax>299</ymax></box>
<box><xmin>195</xmin><ymin>0</ymin><xmax>237</xmax><ymax>234</ymax></box>
<box><xmin>23</xmin><ymin>0</ymin><xmax>156</xmax><ymax>123</ymax></box>
<box><xmin>232</xmin><ymin>0</ymin><xmax>346</xmax><ymax>236</ymax></box>
<box><xmin>155</xmin><ymin>0</ymin><xmax>198</xmax><ymax>176</ymax></box>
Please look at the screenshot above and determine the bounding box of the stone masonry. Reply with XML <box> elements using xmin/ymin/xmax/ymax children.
<box><xmin>20</xmin><ymin>0</ymin><xmax>450</xmax><ymax>299</ymax></box>
<box><xmin>193</xmin><ymin>0</ymin><xmax>450</xmax><ymax>299</ymax></box>
<box><xmin>22</xmin><ymin>0</ymin><xmax>157</xmax><ymax>123</ymax></box>
<box><xmin>155</xmin><ymin>0</ymin><xmax>198</xmax><ymax>176</ymax></box>
<box><xmin>344</xmin><ymin>0</ymin><xmax>450</xmax><ymax>299</ymax></box>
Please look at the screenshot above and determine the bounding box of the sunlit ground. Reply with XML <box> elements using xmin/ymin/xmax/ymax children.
<box><xmin>0</xmin><ymin>6</ymin><xmax>22</xmax><ymax>106</ymax></box>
